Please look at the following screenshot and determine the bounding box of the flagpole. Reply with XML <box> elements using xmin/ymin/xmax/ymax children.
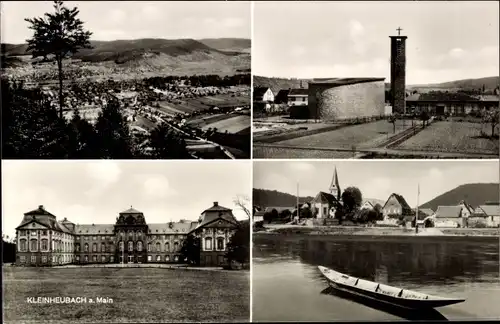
<box><xmin>296</xmin><ymin>182</ymin><xmax>299</xmax><ymax>222</ymax></box>
<box><xmin>416</xmin><ymin>183</ymin><xmax>420</xmax><ymax>233</ymax></box>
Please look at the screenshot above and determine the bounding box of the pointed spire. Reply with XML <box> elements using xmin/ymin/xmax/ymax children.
<box><xmin>329</xmin><ymin>166</ymin><xmax>341</xmax><ymax>199</ymax></box>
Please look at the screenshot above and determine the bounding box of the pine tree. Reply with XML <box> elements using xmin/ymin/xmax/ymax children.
<box><xmin>94</xmin><ymin>99</ymin><xmax>134</xmax><ymax>158</ymax></box>
<box><xmin>24</xmin><ymin>1</ymin><xmax>92</xmax><ymax>119</ymax></box>
<box><xmin>149</xmin><ymin>122</ymin><xmax>190</xmax><ymax>159</ymax></box>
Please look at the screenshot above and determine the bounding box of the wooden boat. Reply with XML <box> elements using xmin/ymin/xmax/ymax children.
<box><xmin>318</xmin><ymin>266</ymin><xmax>465</xmax><ymax>309</ymax></box>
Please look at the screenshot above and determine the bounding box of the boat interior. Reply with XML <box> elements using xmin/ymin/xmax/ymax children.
<box><xmin>332</xmin><ymin>272</ymin><xmax>432</xmax><ymax>300</ymax></box>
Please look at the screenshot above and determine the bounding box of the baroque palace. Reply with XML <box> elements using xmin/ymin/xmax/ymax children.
<box><xmin>15</xmin><ymin>201</ymin><xmax>240</xmax><ymax>267</ymax></box>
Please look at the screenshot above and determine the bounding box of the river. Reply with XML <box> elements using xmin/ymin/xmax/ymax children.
<box><xmin>253</xmin><ymin>234</ymin><xmax>500</xmax><ymax>321</ymax></box>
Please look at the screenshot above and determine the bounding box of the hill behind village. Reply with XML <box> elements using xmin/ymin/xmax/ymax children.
<box><xmin>419</xmin><ymin>183</ymin><xmax>500</xmax><ymax>211</ymax></box>
<box><xmin>253</xmin><ymin>188</ymin><xmax>314</xmax><ymax>208</ymax></box>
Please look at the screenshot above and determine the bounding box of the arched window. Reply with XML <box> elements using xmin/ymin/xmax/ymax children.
<box><xmin>119</xmin><ymin>241</ymin><xmax>124</xmax><ymax>252</ymax></box>
<box><xmin>156</xmin><ymin>242</ymin><xmax>161</xmax><ymax>252</ymax></box>
<box><xmin>147</xmin><ymin>243</ymin><xmax>152</xmax><ymax>252</ymax></box>
<box><xmin>84</xmin><ymin>243</ymin><xmax>89</xmax><ymax>252</ymax></box>
<box><xmin>137</xmin><ymin>241</ymin><xmax>143</xmax><ymax>252</ymax></box>
<box><xmin>129</xmin><ymin>231</ymin><xmax>134</xmax><ymax>238</ymax></box>
<box><xmin>76</xmin><ymin>243</ymin><xmax>80</xmax><ymax>252</ymax></box>
<box><xmin>41</xmin><ymin>239</ymin><xmax>48</xmax><ymax>251</ymax></box>
<box><xmin>30</xmin><ymin>239</ymin><xmax>38</xmax><ymax>252</ymax></box>
<box><xmin>128</xmin><ymin>241</ymin><xmax>134</xmax><ymax>252</ymax></box>
<box><xmin>92</xmin><ymin>243</ymin><xmax>97</xmax><ymax>252</ymax></box>
<box><xmin>165</xmin><ymin>242</ymin><xmax>170</xmax><ymax>252</ymax></box>
<box><xmin>205</xmin><ymin>237</ymin><xmax>212</xmax><ymax>251</ymax></box>
<box><xmin>217</xmin><ymin>237</ymin><xmax>224</xmax><ymax>251</ymax></box>
<box><xmin>165</xmin><ymin>255</ymin><xmax>170</xmax><ymax>262</ymax></box>
<box><xmin>174</xmin><ymin>242</ymin><xmax>179</xmax><ymax>252</ymax></box>
<box><xmin>101</xmin><ymin>243</ymin><xmax>106</xmax><ymax>252</ymax></box>
<box><xmin>137</xmin><ymin>231</ymin><xmax>142</xmax><ymax>239</ymax></box>
<box><xmin>20</xmin><ymin>239</ymin><xmax>27</xmax><ymax>252</ymax></box>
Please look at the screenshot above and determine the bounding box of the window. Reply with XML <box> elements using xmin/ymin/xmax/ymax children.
<box><xmin>137</xmin><ymin>241</ymin><xmax>143</xmax><ymax>252</ymax></box>
<box><xmin>31</xmin><ymin>230</ymin><xmax>37</xmax><ymax>236</ymax></box>
<box><xmin>76</xmin><ymin>236</ymin><xmax>80</xmax><ymax>240</ymax></box>
<box><xmin>20</xmin><ymin>230</ymin><xmax>26</xmax><ymax>236</ymax></box>
<box><xmin>110</xmin><ymin>256</ymin><xmax>114</xmax><ymax>262</ymax></box>
<box><xmin>174</xmin><ymin>255</ymin><xmax>179</xmax><ymax>262</ymax></box>
<box><xmin>147</xmin><ymin>255</ymin><xmax>152</xmax><ymax>261</ymax></box>
<box><xmin>101</xmin><ymin>256</ymin><xmax>106</xmax><ymax>262</ymax></box>
<box><xmin>101</xmin><ymin>236</ymin><xmax>105</xmax><ymax>241</ymax></box>
<box><xmin>119</xmin><ymin>241</ymin><xmax>124</xmax><ymax>252</ymax></box>
<box><xmin>76</xmin><ymin>256</ymin><xmax>80</xmax><ymax>262</ymax></box>
<box><xmin>92</xmin><ymin>255</ymin><xmax>97</xmax><ymax>262</ymax></box>
<box><xmin>156</xmin><ymin>242</ymin><xmax>161</xmax><ymax>252</ymax></box>
<box><xmin>41</xmin><ymin>239</ymin><xmax>48</xmax><ymax>251</ymax></box>
<box><xmin>156</xmin><ymin>255</ymin><xmax>161</xmax><ymax>262</ymax></box>
<box><xmin>147</xmin><ymin>243</ymin><xmax>152</xmax><ymax>252</ymax></box>
<box><xmin>76</xmin><ymin>244</ymin><xmax>80</xmax><ymax>252</ymax></box>
<box><xmin>31</xmin><ymin>255</ymin><xmax>36</xmax><ymax>263</ymax></box>
<box><xmin>137</xmin><ymin>231</ymin><xmax>142</xmax><ymax>238</ymax></box>
<box><xmin>20</xmin><ymin>255</ymin><xmax>26</xmax><ymax>263</ymax></box>
<box><xmin>20</xmin><ymin>239</ymin><xmax>27</xmax><ymax>252</ymax></box>
<box><xmin>323</xmin><ymin>207</ymin><xmax>327</xmax><ymax>215</ymax></box>
<box><xmin>84</xmin><ymin>255</ymin><xmax>89</xmax><ymax>262</ymax></box>
<box><xmin>205</xmin><ymin>237</ymin><xmax>212</xmax><ymax>251</ymax></box>
<box><xmin>42</xmin><ymin>256</ymin><xmax>47</xmax><ymax>263</ymax></box>
<box><xmin>101</xmin><ymin>243</ymin><xmax>106</xmax><ymax>252</ymax></box>
<box><xmin>128</xmin><ymin>241</ymin><xmax>133</xmax><ymax>252</ymax></box>
<box><xmin>42</xmin><ymin>230</ymin><xmax>47</xmax><ymax>236</ymax></box>
<box><xmin>165</xmin><ymin>242</ymin><xmax>170</xmax><ymax>252</ymax></box>
<box><xmin>165</xmin><ymin>255</ymin><xmax>170</xmax><ymax>262</ymax></box>
<box><xmin>92</xmin><ymin>243</ymin><xmax>97</xmax><ymax>252</ymax></box>
<box><xmin>30</xmin><ymin>239</ymin><xmax>38</xmax><ymax>252</ymax></box>
<box><xmin>84</xmin><ymin>243</ymin><xmax>89</xmax><ymax>252</ymax></box>
<box><xmin>217</xmin><ymin>238</ymin><xmax>224</xmax><ymax>251</ymax></box>
<box><xmin>174</xmin><ymin>242</ymin><xmax>179</xmax><ymax>252</ymax></box>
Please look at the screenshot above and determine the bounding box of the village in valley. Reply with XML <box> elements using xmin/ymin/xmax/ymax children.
<box><xmin>252</xmin><ymin>2</ymin><xmax>499</xmax><ymax>159</ymax></box>
<box><xmin>253</xmin><ymin>163</ymin><xmax>500</xmax><ymax>236</ymax></box>
<box><xmin>1</xmin><ymin>1</ymin><xmax>251</xmax><ymax>159</ymax></box>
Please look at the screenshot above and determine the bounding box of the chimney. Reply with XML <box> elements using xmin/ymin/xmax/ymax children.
<box><xmin>214</xmin><ymin>202</ymin><xmax>218</xmax><ymax>206</ymax></box>
<box><xmin>39</xmin><ymin>205</ymin><xmax>44</xmax><ymax>210</ymax></box>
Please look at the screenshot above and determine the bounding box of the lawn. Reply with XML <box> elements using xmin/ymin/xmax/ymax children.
<box><xmin>253</xmin><ymin>146</ymin><xmax>356</xmax><ymax>159</ymax></box>
<box><xmin>3</xmin><ymin>267</ymin><xmax>249</xmax><ymax>323</ymax></box>
<box><xmin>202</xmin><ymin>115</ymin><xmax>251</xmax><ymax>134</ymax></box>
<box><xmin>275</xmin><ymin>120</ymin><xmax>414</xmax><ymax>149</ymax></box>
<box><xmin>395</xmin><ymin>121</ymin><xmax>499</xmax><ymax>154</ymax></box>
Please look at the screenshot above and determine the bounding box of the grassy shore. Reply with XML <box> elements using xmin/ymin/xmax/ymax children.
<box><xmin>255</xmin><ymin>224</ymin><xmax>500</xmax><ymax>237</ymax></box>
<box><xmin>3</xmin><ymin>267</ymin><xmax>249</xmax><ymax>323</ymax></box>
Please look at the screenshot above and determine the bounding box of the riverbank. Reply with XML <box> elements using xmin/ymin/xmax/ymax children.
<box><xmin>254</xmin><ymin>224</ymin><xmax>500</xmax><ymax>237</ymax></box>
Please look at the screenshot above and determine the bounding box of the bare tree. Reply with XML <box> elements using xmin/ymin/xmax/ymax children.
<box><xmin>233</xmin><ymin>194</ymin><xmax>251</xmax><ymax>219</ymax></box>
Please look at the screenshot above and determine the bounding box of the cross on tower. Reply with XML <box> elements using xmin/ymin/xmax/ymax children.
<box><xmin>396</xmin><ymin>27</ymin><xmax>403</xmax><ymax>36</ymax></box>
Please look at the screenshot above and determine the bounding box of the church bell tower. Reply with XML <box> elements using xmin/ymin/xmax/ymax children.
<box><xmin>390</xmin><ymin>27</ymin><xmax>407</xmax><ymax>115</ymax></box>
<box><xmin>329</xmin><ymin>166</ymin><xmax>341</xmax><ymax>200</ymax></box>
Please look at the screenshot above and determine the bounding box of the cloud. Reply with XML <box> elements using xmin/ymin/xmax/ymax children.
<box><xmin>290</xmin><ymin>45</ymin><xmax>307</xmax><ymax>57</ymax></box>
<box><xmin>222</xmin><ymin>17</ymin><xmax>245</xmax><ymax>28</ymax></box>
<box><xmin>288</xmin><ymin>162</ymin><xmax>314</xmax><ymax>173</ymax></box>
<box><xmin>85</xmin><ymin>161</ymin><xmax>122</xmax><ymax>197</ymax></box>
<box><xmin>108</xmin><ymin>9</ymin><xmax>127</xmax><ymax>24</ymax></box>
<box><xmin>143</xmin><ymin>175</ymin><xmax>176</xmax><ymax>199</ymax></box>
<box><xmin>349</xmin><ymin>20</ymin><xmax>365</xmax><ymax>38</ymax></box>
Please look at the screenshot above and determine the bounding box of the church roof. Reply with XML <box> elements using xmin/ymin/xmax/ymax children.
<box><xmin>313</xmin><ymin>191</ymin><xmax>338</xmax><ymax>205</ymax></box>
<box><xmin>310</xmin><ymin>77</ymin><xmax>385</xmax><ymax>87</ymax></box>
<box><xmin>120</xmin><ymin>207</ymin><xmax>143</xmax><ymax>214</ymax></box>
<box><xmin>288</xmin><ymin>88</ymin><xmax>308</xmax><ymax>96</ymax></box>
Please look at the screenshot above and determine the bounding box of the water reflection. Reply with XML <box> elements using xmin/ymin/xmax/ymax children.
<box><xmin>320</xmin><ymin>287</ymin><xmax>449</xmax><ymax>321</ymax></box>
<box><xmin>254</xmin><ymin>236</ymin><xmax>499</xmax><ymax>286</ymax></box>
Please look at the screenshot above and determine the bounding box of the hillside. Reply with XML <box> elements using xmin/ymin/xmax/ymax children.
<box><xmin>1</xmin><ymin>38</ymin><xmax>250</xmax><ymax>66</ymax></box>
<box><xmin>253</xmin><ymin>188</ymin><xmax>314</xmax><ymax>208</ymax></box>
<box><xmin>409</xmin><ymin>76</ymin><xmax>499</xmax><ymax>91</ymax></box>
<box><xmin>198</xmin><ymin>38</ymin><xmax>251</xmax><ymax>53</ymax></box>
<box><xmin>419</xmin><ymin>183</ymin><xmax>500</xmax><ymax>211</ymax></box>
<box><xmin>253</xmin><ymin>75</ymin><xmax>311</xmax><ymax>95</ymax></box>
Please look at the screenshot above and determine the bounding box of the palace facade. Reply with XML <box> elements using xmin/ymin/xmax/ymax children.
<box><xmin>15</xmin><ymin>202</ymin><xmax>240</xmax><ymax>267</ymax></box>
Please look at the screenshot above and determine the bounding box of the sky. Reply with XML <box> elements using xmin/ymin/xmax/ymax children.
<box><xmin>254</xmin><ymin>160</ymin><xmax>499</xmax><ymax>208</ymax></box>
<box><xmin>253</xmin><ymin>1</ymin><xmax>499</xmax><ymax>84</ymax></box>
<box><xmin>2</xmin><ymin>160</ymin><xmax>251</xmax><ymax>239</ymax></box>
<box><xmin>1</xmin><ymin>1</ymin><xmax>251</xmax><ymax>43</ymax></box>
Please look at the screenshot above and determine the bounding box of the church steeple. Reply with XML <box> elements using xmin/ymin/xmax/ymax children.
<box><xmin>329</xmin><ymin>166</ymin><xmax>341</xmax><ymax>200</ymax></box>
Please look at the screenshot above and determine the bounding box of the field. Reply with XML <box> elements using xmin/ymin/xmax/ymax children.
<box><xmin>3</xmin><ymin>267</ymin><xmax>249</xmax><ymax>323</ymax></box>
<box><xmin>201</xmin><ymin>115</ymin><xmax>250</xmax><ymax>134</ymax></box>
<box><xmin>395</xmin><ymin>121</ymin><xmax>499</xmax><ymax>154</ymax></box>
<box><xmin>253</xmin><ymin>146</ymin><xmax>357</xmax><ymax>159</ymax></box>
<box><xmin>158</xmin><ymin>93</ymin><xmax>249</xmax><ymax>115</ymax></box>
<box><xmin>274</xmin><ymin>120</ymin><xmax>415</xmax><ymax>149</ymax></box>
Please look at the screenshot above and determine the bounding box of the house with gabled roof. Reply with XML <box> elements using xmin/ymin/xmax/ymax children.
<box><xmin>288</xmin><ymin>88</ymin><xmax>309</xmax><ymax>107</ymax></box>
<box><xmin>381</xmin><ymin>193</ymin><xmax>413</xmax><ymax>224</ymax></box>
<box><xmin>253</xmin><ymin>87</ymin><xmax>274</xmax><ymax>102</ymax></box>
<box><xmin>470</xmin><ymin>204</ymin><xmax>500</xmax><ymax>227</ymax></box>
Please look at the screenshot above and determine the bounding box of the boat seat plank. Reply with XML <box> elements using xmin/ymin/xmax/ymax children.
<box><xmin>356</xmin><ymin>279</ymin><xmax>378</xmax><ymax>291</ymax></box>
<box><xmin>378</xmin><ymin>284</ymin><xmax>402</xmax><ymax>297</ymax></box>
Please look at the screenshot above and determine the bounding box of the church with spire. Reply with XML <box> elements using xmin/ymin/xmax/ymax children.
<box><xmin>311</xmin><ymin>166</ymin><xmax>343</xmax><ymax>218</ymax></box>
